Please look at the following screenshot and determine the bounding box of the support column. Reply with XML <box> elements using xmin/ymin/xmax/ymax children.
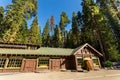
<box><xmin>98</xmin><ymin>58</ymin><xmax>101</xmax><ymax>68</ymax></box>
<box><xmin>75</xmin><ymin>55</ymin><xmax>78</xmax><ymax>70</ymax></box>
<box><xmin>3</xmin><ymin>58</ymin><xmax>9</xmax><ymax>72</ymax></box>
<box><xmin>20</xmin><ymin>58</ymin><xmax>25</xmax><ymax>72</ymax></box>
<box><xmin>4</xmin><ymin>58</ymin><xmax>9</xmax><ymax>69</ymax></box>
<box><xmin>49</xmin><ymin>59</ymin><xmax>51</xmax><ymax>70</ymax></box>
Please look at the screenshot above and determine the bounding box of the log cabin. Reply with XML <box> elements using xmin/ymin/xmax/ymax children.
<box><xmin>0</xmin><ymin>42</ymin><xmax>103</xmax><ymax>72</ymax></box>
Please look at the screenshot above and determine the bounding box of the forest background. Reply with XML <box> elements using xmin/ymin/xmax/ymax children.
<box><xmin>0</xmin><ymin>0</ymin><xmax>120</xmax><ymax>61</ymax></box>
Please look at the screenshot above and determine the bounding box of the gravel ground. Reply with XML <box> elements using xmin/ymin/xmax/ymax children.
<box><xmin>0</xmin><ymin>69</ymin><xmax>120</xmax><ymax>80</ymax></box>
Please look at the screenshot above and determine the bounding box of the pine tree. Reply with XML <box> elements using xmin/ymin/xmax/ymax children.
<box><xmin>81</xmin><ymin>0</ymin><xmax>119</xmax><ymax>61</ymax></box>
<box><xmin>0</xmin><ymin>7</ymin><xmax>4</xmax><ymax>25</ymax></box>
<box><xmin>53</xmin><ymin>25</ymin><xmax>62</xmax><ymax>47</ymax></box>
<box><xmin>81</xmin><ymin>0</ymin><xmax>98</xmax><ymax>47</ymax></box>
<box><xmin>96</xmin><ymin>0</ymin><xmax>120</xmax><ymax>51</ymax></box>
<box><xmin>77</xmin><ymin>11</ymin><xmax>83</xmax><ymax>28</ymax></box>
<box><xmin>42</xmin><ymin>20</ymin><xmax>50</xmax><ymax>47</ymax></box>
<box><xmin>14</xmin><ymin>19</ymin><xmax>28</xmax><ymax>44</ymax></box>
<box><xmin>71</xmin><ymin>12</ymin><xmax>81</xmax><ymax>48</ymax></box>
<box><xmin>29</xmin><ymin>17</ymin><xmax>42</xmax><ymax>45</ymax></box>
<box><xmin>59</xmin><ymin>12</ymin><xmax>70</xmax><ymax>47</ymax></box>
<box><xmin>65</xmin><ymin>30</ymin><xmax>73</xmax><ymax>48</ymax></box>
<box><xmin>0</xmin><ymin>7</ymin><xmax>4</xmax><ymax>39</ymax></box>
<box><xmin>2</xmin><ymin>0</ymin><xmax>37</xmax><ymax>42</ymax></box>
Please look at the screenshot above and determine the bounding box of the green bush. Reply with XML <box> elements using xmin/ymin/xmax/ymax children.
<box><xmin>104</xmin><ymin>60</ymin><xmax>113</xmax><ymax>67</ymax></box>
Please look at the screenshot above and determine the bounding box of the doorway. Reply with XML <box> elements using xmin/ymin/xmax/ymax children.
<box><xmin>50</xmin><ymin>59</ymin><xmax>60</xmax><ymax>71</ymax></box>
<box><xmin>24</xmin><ymin>59</ymin><xmax>37</xmax><ymax>72</ymax></box>
<box><xmin>84</xmin><ymin>60</ymin><xmax>94</xmax><ymax>70</ymax></box>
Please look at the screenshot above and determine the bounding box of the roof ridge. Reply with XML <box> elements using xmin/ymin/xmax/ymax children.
<box><xmin>0</xmin><ymin>48</ymin><xmax>35</xmax><ymax>51</ymax></box>
<box><xmin>40</xmin><ymin>47</ymin><xmax>73</xmax><ymax>49</ymax></box>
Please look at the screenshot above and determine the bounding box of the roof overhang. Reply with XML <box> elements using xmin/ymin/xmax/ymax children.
<box><xmin>73</xmin><ymin>43</ymin><xmax>103</xmax><ymax>57</ymax></box>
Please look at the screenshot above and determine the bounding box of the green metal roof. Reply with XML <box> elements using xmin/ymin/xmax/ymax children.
<box><xmin>0</xmin><ymin>43</ymin><xmax>103</xmax><ymax>56</ymax></box>
<box><xmin>0</xmin><ymin>47</ymin><xmax>74</xmax><ymax>56</ymax></box>
<box><xmin>37</xmin><ymin>47</ymin><xmax>73</xmax><ymax>56</ymax></box>
<box><xmin>0</xmin><ymin>49</ymin><xmax>36</xmax><ymax>55</ymax></box>
<box><xmin>71</xmin><ymin>46</ymin><xmax>83</xmax><ymax>55</ymax></box>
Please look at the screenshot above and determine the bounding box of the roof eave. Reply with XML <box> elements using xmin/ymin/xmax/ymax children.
<box><xmin>73</xmin><ymin>43</ymin><xmax>103</xmax><ymax>57</ymax></box>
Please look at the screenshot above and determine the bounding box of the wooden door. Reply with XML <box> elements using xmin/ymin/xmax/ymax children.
<box><xmin>51</xmin><ymin>59</ymin><xmax>60</xmax><ymax>71</ymax></box>
<box><xmin>24</xmin><ymin>59</ymin><xmax>37</xmax><ymax>72</ymax></box>
<box><xmin>86</xmin><ymin>60</ymin><xmax>94</xmax><ymax>70</ymax></box>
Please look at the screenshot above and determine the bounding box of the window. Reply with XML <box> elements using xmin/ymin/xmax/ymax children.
<box><xmin>0</xmin><ymin>57</ymin><xmax>6</xmax><ymax>68</ymax></box>
<box><xmin>77</xmin><ymin>57</ymin><xmax>83</xmax><ymax>66</ymax></box>
<box><xmin>38</xmin><ymin>57</ymin><xmax>49</xmax><ymax>68</ymax></box>
<box><xmin>7</xmin><ymin>57</ymin><xmax>22</xmax><ymax>68</ymax></box>
<box><xmin>92</xmin><ymin>57</ymin><xmax>99</xmax><ymax>66</ymax></box>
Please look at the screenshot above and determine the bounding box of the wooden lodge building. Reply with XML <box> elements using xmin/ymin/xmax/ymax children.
<box><xmin>0</xmin><ymin>42</ymin><xmax>103</xmax><ymax>72</ymax></box>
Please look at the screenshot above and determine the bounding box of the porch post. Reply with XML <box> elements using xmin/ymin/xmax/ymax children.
<box><xmin>4</xmin><ymin>58</ymin><xmax>9</xmax><ymax>69</ymax></box>
<box><xmin>20</xmin><ymin>58</ymin><xmax>25</xmax><ymax>72</ymax></box>
<box><xmin>75</xmin><ymin>55</ymin><xmax>78</xmax><ymax>70</ymax></box>
<box><xmin>49</xmin><ymin>59</ymin><xmax>51</xmax><ymax>70</ymax></box>
<box><xmin>98</xmin><ymin>58</ymin><xmax>101</xmax><ymax>68</ymax></box>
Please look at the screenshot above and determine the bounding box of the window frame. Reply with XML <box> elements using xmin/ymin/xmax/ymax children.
<box><xmin>77</xmin><ymin>57</ymin><xmax>83</xmax><ymax>66</ymax></box>
<box><xmin>7</xmin><ymin>57</ymin><xmax>23</xmax><ymax>69</ymax></box>
<box><xmin>0</xmin><ymin>56</ymin><xmax>6</xmax><ymax>69</ymax></box>
<box><xmin>38</xmin><ymin>57</ymin><xmax>49</xmax><ymax>68</ymax></box>
<box><xmin>92</xmin><ymin>57</ymin><xmax>99</xmax><ymax>66</ymax></box>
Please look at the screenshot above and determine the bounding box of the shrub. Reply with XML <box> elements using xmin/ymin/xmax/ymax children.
<box><xmin>104</xmin><ymin>60</ymin><xmax>113</xmax><ymax>67</ymax></box>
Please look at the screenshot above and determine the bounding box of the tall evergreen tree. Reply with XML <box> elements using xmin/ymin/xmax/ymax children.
<box><xmin>29</xmin><ymin>17</ymin><xmax>42</xmax><ymax>45</ymax></box>
<box><xmin>81</xmin><ymin>0</ymin><xmax>119</xmax><ymax>61</ymax></box>
<box><xmin>59</xmin><ymin>12</ymin><xmax>70</xmax><ymax>47</ymax></box>
<box><xmin>96</xmin><ymin>0</ymin><xmax>120</xmax><ymax>51</ymax></box>
<box><xmin>2</xmin><ymin>0</ymin><xmax>37</xmax><ymax>42</ymax></box>
<box><xmin>14</xmin><ymin>19</ymin><xmax>28</xmax><ymax>44</ymax></box>
<box><xmin>0</xmin><ymin>7</ymin><xmax>4</xmax><ymax>25</ymax></box>
<box><xmin>65</xmin><ymin>30</ymin><xmax>73</xmax><ymax>48</ymax></box>
<box><xmin>71</xmin><ymin>12</ymin><xmax>81</xmax><ymax>48</ymax></box>
<box><xmin>81</xmin><ymin>0</ymin><xmax>98</xmax><ymax>47</ymax></box>
<box><xmin>0</xmin><ymin>7</ymin><xmax>4</xmax><ymax>39</ymax></box>
<box><xmin>77</xmin><ymin>11</ymin><xmax>83</xmax><ymax>29</ymax></box>
<box><xmin>53</xmin><ymin>25</ymin><xmax>62</xmax><ymax>47</ymax></box>
<box><xmin>42</xmin><ymin>20</ymin><xmax>50</xmax><ymax>47</ymax></box>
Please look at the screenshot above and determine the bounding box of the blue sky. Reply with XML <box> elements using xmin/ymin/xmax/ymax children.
<box><xmin>0</xmin><ymin>0</ymin><xmax>82</xmax><ymax>31</ymax></box>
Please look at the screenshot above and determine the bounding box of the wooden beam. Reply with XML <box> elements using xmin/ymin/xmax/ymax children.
<box><xmin>75</xmin><ymin>55</ymin><xmax>78</xmax><ymax>70</ymax></box>
<box><xmin>20</xmin><ymin>58</ymin><xmax>25</xmax><ymax>72</ymax></box>
<box><xmin>98</xmin><ymin>58</ymin><xmax>101</xmax><ymax>68</ymax></box>
<box><xmin>4</xmin><ymin>58</ymin><xmax>9</xmax><ymax>69</ymax></box>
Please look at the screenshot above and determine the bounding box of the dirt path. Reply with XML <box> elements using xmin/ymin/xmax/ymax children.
<box><xmin>0</xmin><ymin>70</ymin><xmax>120</xmax><ymax>80</ymax></box>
